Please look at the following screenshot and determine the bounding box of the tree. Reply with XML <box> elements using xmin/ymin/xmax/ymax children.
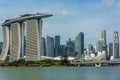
<box><xmin>60</xmin><ymin>54</ymin><xmax>69</xmax><ymax>65</ymax></box>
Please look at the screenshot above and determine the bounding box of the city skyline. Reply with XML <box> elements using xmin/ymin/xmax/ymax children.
<box><xmin>0</xmin><ymin>0</ymin><xmax>120</xmax><ymax>47</ymax></box>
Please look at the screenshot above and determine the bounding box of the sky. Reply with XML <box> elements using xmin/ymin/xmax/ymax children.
<box><xmin>0</xmin><ymin>0</ymin><xmax>120</xmax><ymax>47</ymax></box>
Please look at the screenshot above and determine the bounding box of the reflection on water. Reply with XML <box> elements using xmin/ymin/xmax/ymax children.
<box><xmin>0</xmin><ymin>67</ymin><xmax>120</xmax><ymax>80</ymax></box>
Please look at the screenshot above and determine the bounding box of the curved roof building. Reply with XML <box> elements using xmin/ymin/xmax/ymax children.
<box><xmin>0</xmin><ymin>13</ymin><xmax>53</xmax><ymax>61</ymax></box>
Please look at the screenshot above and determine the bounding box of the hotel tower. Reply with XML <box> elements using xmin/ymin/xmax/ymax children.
<box><xmin>0</xmin><ymin>13</ymin><xmax>52</xmax><ymax>61</ymax></box>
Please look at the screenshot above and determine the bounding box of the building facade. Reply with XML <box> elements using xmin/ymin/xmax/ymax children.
<box><xmin>0</xmin><ymin>13</ymin><xmax>52</xmax><ymax>61</ymax></box>
<box><xmin>25</xmin><ymin>19</ymin><xmax>41</xmax><ymax>60</ymax></box>
<box><xmin>46</xmin><ymin>36</ymin><xmax>54</xmax><ymax>57</ymax></box>
<box><xmin>66</xmin><ymin>38</ymin><xmax>75</xmax><ymax>57</ymax></box>
<box><xmin>75</xmin><ymin>32</ymin><xmax>84</xmax><ymax>57</ymax></box>
<box><xmin>41</xmin><ymin>37</ymin><xmax>46</xmax><ymax>56</ymax></box>
<box><xmin>96</xmin><ymin>30</ymin><xmax>108</xmax><ymax>60</ymax></box>
<box><xmin>113</xmin><ymin>31</ymin><xmax>119</xmax><ymax>59</ymax></box>
<box><xmin>60</xmin><ymin>45</ymin><xmax>68</xmax><ymax>56</ymax></box>
<box><xmin>0</xmin><ymin>42</ymin><xmax>3</xmax><ymax>54</ymax></box>
<box><xmin>109</xmin><ymin>43</ymin><xmax>113</xmax><ymax>59</ymax></box>
<box><xmin>9</xmin><ymin>23</ymin><xmax>21</xmax><ymax>61</ymax></box>
<box><xmin>87</xmin><ymin>44</ymin><xmax>94</xmax><ymax>57</ymax></box>
<box><xmin>55</xmin><ymin>35</ymin><xmax>60</xmax><ymax>57</ymax></box>
<box><xmin>96</xmin><ymin>39</ymin><xmax>104</xmax><ymax>52</ymax></box>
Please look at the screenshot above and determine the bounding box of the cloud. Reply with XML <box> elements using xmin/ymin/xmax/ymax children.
<box><xmin>102</xmin><ymin>0</ymin><xmax>114</xmax><ymax>6</ymax></box>
<box><xmin>61</xmin><ymin>10</ymin><xmax>68</xmax><ymax>16</ymax></box>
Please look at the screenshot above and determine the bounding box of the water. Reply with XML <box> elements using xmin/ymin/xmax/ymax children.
<box><xmin>0</xmin><ymin>66</ymin><xmax>120</xmax><ymax>80</ymax></box>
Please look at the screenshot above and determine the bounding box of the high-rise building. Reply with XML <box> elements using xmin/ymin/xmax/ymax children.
<box><xmin>66</xmin><ymin>39</ymin><xmax>75</xmax><ymax>57</ymax></box>
<box><xmin>101</xmin><ymin>30</ymin><xmax>108</xmax><ymax>59</ymax></box>
<box><xmin>101</xmin><ymin>30</ymin><xmax>106</xmax><ymax>44</ymax></box>
<box><xmin>109</xmin><ymin>43</ymin><xmax>113</xmax><ymax>60</ymax></box>
<box><xmin>41</xmin><ymin>37</ymin><xmax>46</xmax><ymax>56</ymax></box>
<box><xmin>46</xmin><ymin>36</ymin><xmax>54</xmax><ymax>57</ymax></box>
<box><xmin>75</xmin><ymin>32</ymin><xmax>84</xmax><ymax>57</ymax></box>
<box><xmin>96</xmin><ymin>30</ymin><xmax>108</xmax><ymax>60</ymax></box>
<box><xmin>9</xmin><ymin>23</ymin><xmax>21</xmax><ymax>61</ymax></box>
<box><xmin>60</xmin><ymin>45</ymin><xmax>68</xmax><ymax>56</ymax></box>
<box><xmin>87</xmin><ymin>44</ymin><xmax>94</xmax><ymax>57</ymax></box>
<box><xmin>0</xmin><ymin>13</ymin><xmax>52</xmax><ymax>61</ymax></box>
<box><xmin>96</xmin><ymin>39</ymin><xmax>104</xmax><ymax>52</ymax></box>
<box><xmin>0</xmin><ymin>42</ymin><xmax>3</xmax><ymax>54</ymax></box>
<box><xmin>113</xmin><ymin>31</ymin><xmax>119</xmax><ymax>59</ymax></box>
<box><xmin>55</xmin><ymin>35</ymin><xmax>60</xmax><ymax>57</ymax></box>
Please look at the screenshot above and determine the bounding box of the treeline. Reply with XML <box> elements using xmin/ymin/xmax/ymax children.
<box><xmin>0</xmin><ymin>59</ymin><xmax>70</xmax><ymax>67</ymax></box>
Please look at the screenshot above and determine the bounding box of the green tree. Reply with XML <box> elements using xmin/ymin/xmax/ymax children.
<box><xmin>60</xmin><ymin>54</ymin><xmax>70</xmax><ymax>65</ymax></box>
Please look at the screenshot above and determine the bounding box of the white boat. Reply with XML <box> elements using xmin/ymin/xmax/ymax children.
<box><xmin>95</xmin><ymin>63</ymin><xmax>101</xmax><ymax>67</ymax></box>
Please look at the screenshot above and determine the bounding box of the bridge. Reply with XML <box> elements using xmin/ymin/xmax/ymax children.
<box><xmin>70</xmin><ymin>61</ymin><xmax>120</xmax><ymax>66</ymax></box>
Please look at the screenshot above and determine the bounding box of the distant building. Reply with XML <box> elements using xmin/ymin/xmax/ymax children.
<box><xmin>46</xmin><ymin>36</ymin><xmax>54</xmax><ymax>57</ymax></box>
<box><xmin>101</xmin><ymin>30</ymin><xmax>108</xmax><ymax>59</ymax></box>
<box><xmin>60</xmin><ymin>45</ymin><xmax>68</xmax><ymax>56</ymax></box>
<box><xmin>41</xmin><ymin>37</ymin><xmax>46</xmax><ymax>56</ymax></box>
<box><xmin>75</xmin><ymin>32</ymin><xmax>84</xmax><ymax>57</ymax></box>
<box><xmin>66</xmin><ymin>39</ymin><xmax>75</xmax><ymax>57</ymax></box>
<box><xmin>0</xmin><ymin>42</ymin><xmax>3</xmax><ymax>54</ymax></box>
<box><xmin>55</xmin><ymin>35</ymin><xmax>60</xmax><ymax>57</ymax></box>
<box><xmin>101</xmin><ymin>30</ymin><xmax>106</xmax><ymax>44</ymax></box>
<box><xmin>109</xmin><ymin>43</ymin><xmax>113</xmax><ymax>60</ymax></box>
<box><xmin>96</xmin><ymin>39</ymin><xmax>104</xmax><ymax>52</ymax></box>
<box><xmin>96</xmin><ymin>30</ymin><xmax>108</xmax><ymax>60</ymax></box>
<box><xmin>87</xmin><ymin>44</ymin><xmax>94</xmax><ymax>57</ymax></box>
<box><xmin>113</xmin><ymin>31</ymin><xmax>119</xmax><ymax>59</ymax></box>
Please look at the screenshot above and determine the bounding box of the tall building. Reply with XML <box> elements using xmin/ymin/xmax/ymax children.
<box><xmin>60</xmin><ymin>45</ymin><xmax>68</xmax><ymax>56</ymax></box>
<box><xmin>0</xmin><ymin>13</ymin><xmax>52</xmax><ymax>61</ymax></box>
<box><xmin>101</xmin><ymin>30</ymin><xmax>108</xmax><ymax>59</ymax></box>
<box><xmin>109</xmin><ymin>43</ymin><xmax>113</xmax><ymax>60</ymax></box>
<box><xmin>9</xmin><ymin>23</ymin><xmax>21</xmax><ymax>61</ymax></box>
<box><xmin>96</xmin><ymin>39</ymin><xmax>104</xmax><ymax>52</ymax></box>
<box><xmin>55</xmin><ymin>35</ymin><xmax>60</xmax><ymax>57</ymax></box>
<box><xmin>0</xmin><ymin>42</ymin><xmax>3</xmax><ymax>54</ymax></box>
<box><xmin>96</xmin><ymin>30</ymin><xmax>108</xmax><ymax>60</ymax></box>
<box><xmin>87</xmin><ymin>44</ymin><xmax>94</xmax><ymax>57</ymax></box>
<box><xmin>113</xmin><ymin>31</ymin><xmax>119</xmax><ymax>59</ymax></box>
<box><xmin>75</xmin><ymin>32</ymin><xmax>84</xmax><ymax>57</ymax></box>
<box><xmin>101</xmin><ymin>30</ymin><xmax>106</xmax><ymax>44</ymax></box>
<box><xmin>41</xmin><ymin>37</ymin><xmax>46</xmax><ymax>56</ymax></box>
<box><xmin>66</xmin><ymin>39</ymin><xmax>75</xmax><ymax>57</ymax></box>
<box><xmin>46</xmin><ymin>36</ymin><xmax>54</xmax><ymax>57</ymax></box>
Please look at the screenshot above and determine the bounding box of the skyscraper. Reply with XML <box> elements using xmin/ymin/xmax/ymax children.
<box><xmin>87</xmin><ymin>44</ymin><xmax>94</xmax><ymax>57</ymax></box>
<box><xmin>41</xmin><ymin>37</ymin><xmax>46</xmax><ymax>56</ymax></box>
<box><xmin>9</xmin><ymin>23</ymin><xmax>21</xmax><ymax>61</ymax></box>
<box><xmin>60</xmin><ymin>45</ymin><xmax>68</xmax><ymax>56</ymax></box>
<box><xmin>101</xmin><ymin>30</ymin><xmax>106</xmax><ymax>44</ymax></box>
<box><xmin>55</xmin><ymin>35</ymin><xmax>60</xmax><ymax>57</ymax></box>
<box><xmin>46</xmin><ymin>36</ymin><xmax>54</xmax><ymax>57</ymax></box>
<box><xmin>0</xmin><ymin>13</ymin><xmax>53</xmax><ymax>61</ymax></box>
<box><xmin>96</xmin><ymin>30</ymin><xmax>108</xmax><ymax>60</ymax></box>
<box><xmin>0</xmin><ymin>42</ymin><xmax>3</xmax><ymax>54</ymax></box>
<box><xmin>75</xmin><ymin>32</ymin><xmax>84</xmax><ymax>57</ymax></box>
<box><xmin>113</xmin><ymin>31</ymin><xmax>119</xmax><ymax>59</ymax></box>
<box><xmin>66</xmin><ymin>39</ymin><xmax>75</xmax><ymax>57</ymax></box>
<box><xmin>109</xmin><ymin>43</ymin><xmax>113</xmax><ymax>60</ymax></box>
<box><xmin>101</xmin><ymin>30</ymin><xmax>108</xmax><ymax>59</ymax></box>
<box><xmin>96</xmin><ymin>39</ymin><xmax>104</xmax><ymax>52</ymax></box>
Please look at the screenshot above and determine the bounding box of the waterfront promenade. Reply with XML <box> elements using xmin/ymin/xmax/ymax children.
<box><xmin>70</xmin><ymin>60</ymin><xmax>120</xmax><ymax>66</ymax></box>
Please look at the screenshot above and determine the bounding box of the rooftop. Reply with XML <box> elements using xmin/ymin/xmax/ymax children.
<box><xmin>2</xmin><ymin>13</ymin><xmax>53</xmax><ymax>26</ymax></box>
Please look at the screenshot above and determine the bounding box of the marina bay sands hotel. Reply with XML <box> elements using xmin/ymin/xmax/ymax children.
<box><xmin>0</xmin><ymin>13</ymin><xmax>53</xmax><ymax>61</ymax></box>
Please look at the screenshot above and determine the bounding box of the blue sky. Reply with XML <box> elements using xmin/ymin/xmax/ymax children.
<box><xmin>0</xmin><ymin>0</ymin><xmax>120</xmax><ymax>47</ymax></box>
